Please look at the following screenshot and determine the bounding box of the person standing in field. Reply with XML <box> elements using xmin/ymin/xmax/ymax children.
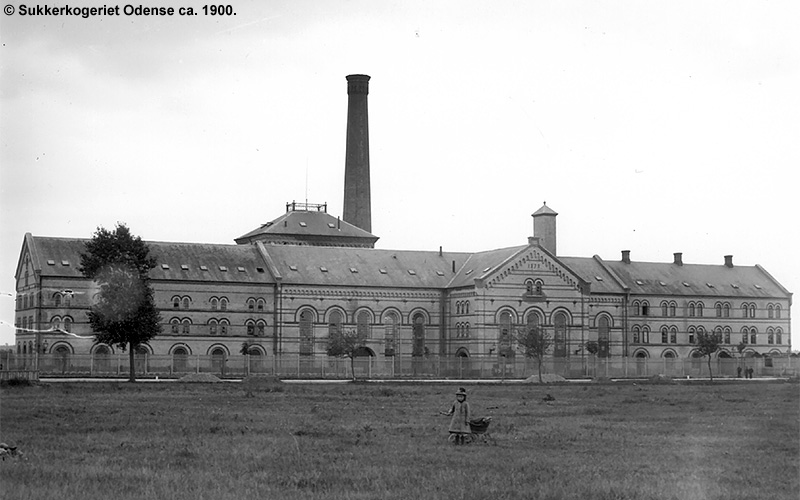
<box><xmin>441</xmin><ymin>387</ymin><xmax>471</xmax><ymax>445</ymax></box>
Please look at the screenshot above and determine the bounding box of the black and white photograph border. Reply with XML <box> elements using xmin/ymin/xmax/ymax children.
<box><xmin>1</xmin><ymin>0</ymin><xmax>798</xmax><ymax>496</ymax></box>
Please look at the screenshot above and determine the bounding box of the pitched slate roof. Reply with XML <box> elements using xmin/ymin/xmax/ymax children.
<box><xmin>22</xmin><ymin>236</ymin><xmax>791</xmax><ymax>298</ymax></box>
<box><xmin>446</xmin><ymin>246</ymin><xmax>529</xmax><ymax>288</ymax></box>
<box><xmin>262</xmin><ymin>245</ymin><xmax>472</xmax><ymax>289</ymax></box>
<box><xmin>600</xmin><ymin>259</ymin><xmax>790</xmax><ymax>299</ymax></box>
<box><xmin>235</xmin><ymin>209</ymin><xmax>378</xmax><ymax>246</ymax></box>
<box><xmin>28</xmin><ymin>236</ymin><xmax>274</xmax><ymax>284</ymax></box>
<box><xmin>558</xmin><ymin>256</ymin><xmax>628</xmax><ymax>295</ymax></box>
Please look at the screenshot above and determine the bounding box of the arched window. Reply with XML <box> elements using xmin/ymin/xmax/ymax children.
<box><xmin>768</xmin><ymin>305</ymin><xmax>774</xmax><ymax>319</ymax></box>
<box><xmin>597</xmin><ymin>316</ymin><xmax>610</xmax><ymax>358</ymax></box>
<box><xmin>465</xmin><ymin>323</ymin><xmax>470</xmax><ymax>338</ymax></box>
<box><xmin>246</xmin><ymin>320</ymin><xmax>255</xmax><ymax>336</ymax></box>
<box><xmin>219</xmin><ymin>319</ymin><xmax>229</xmax><ymax>336</ymax></box>
<box><xmin>464</xmin><ymin>301</ymin><xmax>470</xmax><ymax>314</ymax></box>
<box><xmin>716</xmin><ymin>303</ymin><xmax>723</xmax><ymax>317</ymax></box>
<box><xmin>357</xmin><ymin>310</ymin><xmax>371</xmax><ymax>340</ymax></box>
<box><xmin>525</xmin><ymin>280</ymin><xmax>534</xmax><ymax>295</ymax></box>
<box><xmin>670</xmin><ymin>326</ymin><xmax>677</xmax><ymax>344</ymax></box>
<box><xmin>208</xmin><ymin>319</ymin><xmax>218</xmax><ymax>335</ymax></box>
<box><xmin>182</xmin><ymin>319</ymin><xmax>191</xmax><ymax>335</ymax></box>
<box><xmin>63</xmin><ymin>317</ymin><xmax>73</xmax><ymax>333</ymax></box>
<box><xmin>55</xmin><ymin>294</ymin><xmax>62</xmax><ymax>307</ymax></box>
<box><xmin>211</xmin><ymin>298</ymin><xmax>218</xmax><ymax>310</ymax></box>
<box><xmin>741</xmin><ymin>304</ymin><xmax>748</xmax><ymax>318</ymax></box>
<box><xmin>220</xmin><ymin>298</ymin><xmax>228</xmax><ymax>311</ymax></box>
<box><xmin>412</xmin><ymin>313</ymin><xmax>426</xmax><ymax>357</ymax></box>
<box><xmin>696</xmin><ymin>303</ymin><xmax>703</xmax><ymax>317</ymax></box>
<box><xmin>670</xmin><ymin>302</ymin><xmax>677</xmax><ymax>317</ymax></box>
<box><xmin>750</xmin><ymin>328</ymin><xmax>757</xmax><ymax>345</ymax></box>
<box><xmin>662</xmin><ymin>326</ymin><xmax>669</xmax><ymax>344</ymax></box>
<box><xmin>775</xmin><ymin>305</ymin><xmax>782</xmax><ymax>319</ymax></box>
<box><xmin>632</xmin><ymin>325</ymin><xmax>641</xmax><ymax>344</ymax></box>
<box><xmin>456</xmin><ymin>302</ymin><xmax>462</xmax><ymax>315</ymax></box>
<box><xmin>247</xmin><ymin>298</ymin><xmax>255</xmax><ymax>311</ymax></box>
<box><xmin>210</xmin><ymin>347</ymin><xmax>226</xmax><ymax>371</ymax></box>
<box><xmin>724</xmin><ymin>327</ymin><xmax>731</xmax><ymax>344</ymax></box>
<box><xmin>767</xmin><ymin>328</ymin><xmax>774</xmax><ymax>344</ymax></box>
<box><xmin>723</xmin><ymin>303</ymin><xmax>730</xmax><ymax>318</ymax></box>
<box><xmin>172</xmin><ymin>346</ymin><xmax>188</xmax><ymax>372</ymax></box>
<box><xmin>534</xmin><ymin>281</ymin><xmax>543</xmax><ymax>295</ymax></box>
<box><xmin>256</xmin><ymin>320</ymin><xmax>266</xmax><ymax>337</ymax></box>
<box><xmin>257</xmin><ymin>298</ymin><xmax>265</xmax><ymax>312</ymax></box>
<box><xmin>749</xmin><ymin>304</ymin><xmax>756</xmax><ymax>318</ymax></box>
<box><xmin>776</xmin><ymin>328</ymin><xmax>783</xmax><ymax>344</ymax></box>
<box><xmin>170</xmin><ymin>318</ymin><xmax>180</xmax><ymax>334</ymax></box>
<box><xmin>498</xmin><ymin>311</ymin><xmax>513</xmax><ymax>356</ymax></box>
<box><xmin>173</xmin><ymin>297</ymin><xmax>180</xmax><ymax>309</ymax></box>
<box><xmin>689</xmin><ymin>303</ymin><xmax>696</xmax><ymax>317</ymax></box>
<box><xmin>662</xmin><ymin>302</ymin><xmax>669</xmax><ymax>317</ymax></box>
<box><xmin>553</xmin><ymin>312</ymin><xmax>568</xmax><ymax>357</ymax></box>
<box><xmin>526</xmin><ymin>312</ymin><xmax>540</xmax><ymax>333</ymax></box>
<box><xmin>328</xmin><ymin>310</ymin><xmax>343</xmax><ymax>339</ymax></box>
<box><xmin>64</xmin><ymin>294</ymin><xmax>71</xmax><ymax>307</ymax></box>
<box><xmin>299</xmin><ymin>309</ymin><xmax>314</xmax><ymax>355</ymax></box>
<box><xmin>182</xmin><ymin>297</ymin><xmax>190</xmax><ymax>310</ymax></box>
<box><xmin>383</xmin><ymin>312</ymin><xmax>398</xmax><ymax>356</ymax></box>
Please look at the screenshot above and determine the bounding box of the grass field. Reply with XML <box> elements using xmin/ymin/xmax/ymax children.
<box><xmin>0</xmin><ymin>379</ymin><xmax>797</xmax><ymax>500</ymax></box>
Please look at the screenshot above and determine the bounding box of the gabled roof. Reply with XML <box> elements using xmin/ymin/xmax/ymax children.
<box><xmin>25</xmin><ymin>236</ymin><xmax>275</xmax><ymax>284</ymax></box>
<box><xmin>262</xmin><ymin>245</ymin><xmax>472</xmax><ymax>289</ymax></box>
<box><xmin>558</xmin><ymin>256</ymin><xmax>629</xmax><ymax>294</ymax></box>
<box><xmin>447</xmin><ymin>246</ymin><xmax>529</xmax><ymax>288</ymax></box>
<box><xmin>601</xmin><ymin>259</ymin><xmax>790</xmax><ymax>299</ymax></box>
<box><xmin>235</xmin><ymin>209</ymin><xmax>378</xmax><ymax>247</ymax></box>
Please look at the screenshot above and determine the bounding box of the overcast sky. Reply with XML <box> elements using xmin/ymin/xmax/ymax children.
<box><xmin>1</xmin><ymin>0</ymin><xmax>798</xmax><ymax>349</ymax></box>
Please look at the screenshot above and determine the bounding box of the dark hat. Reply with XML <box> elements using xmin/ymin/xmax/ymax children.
<box><xmin>456</xmin><ymin>387</ymin><xmax>467</xmax><ymax>396</ymax></box>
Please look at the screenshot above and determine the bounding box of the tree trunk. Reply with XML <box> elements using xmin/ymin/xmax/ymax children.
<box><xmin>707</xmin><ymin>356</ymin><xmax>713</xmax><ymax>382</ymax></box>
<box><xmin>350</xmin><ymin>356</ymin><xmax>356</xmax><ymax>381</ymax></box>
<box><xmin>128</xmin><ymin>343</ymin><xmax>136</xmax><ymax>383</ymax></box>
<box><xmin>537</xmin><ymin>355</ymin><xmax>543</xmax><ymax>384</ymax></box>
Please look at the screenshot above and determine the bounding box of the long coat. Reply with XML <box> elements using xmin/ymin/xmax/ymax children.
<box><xmin>447</xmin><ymin>399</ymin><xmax>471</xmax><ymax>434</ymax></box>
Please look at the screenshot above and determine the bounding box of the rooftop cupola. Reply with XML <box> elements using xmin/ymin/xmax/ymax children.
<box><xmin>532</xmin><ymin>202</ymin><xmax>558</xmax><ymax>255</ymax></box>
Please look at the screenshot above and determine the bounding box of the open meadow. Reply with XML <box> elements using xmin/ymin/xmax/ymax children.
<box><xmin>0</xmin><ymin>379</ymin><xmax>798</xmax><ymax>500</ymax></box>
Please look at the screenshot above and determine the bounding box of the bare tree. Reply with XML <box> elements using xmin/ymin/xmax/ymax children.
<box><xmin>514</xmin><ymin>326</ymin><xmax>552</xmax><ymax>383</ymax></box>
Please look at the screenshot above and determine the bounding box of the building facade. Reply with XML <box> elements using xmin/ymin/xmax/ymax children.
<box><xmin>13</xmin><ymin>202</ymin><xmax>792</xmax><ymax>367</ymax></box>
<box><xmin>11</xmin><ymin>74</ymin><xmax>793</xmax><ymax>369</ymax></box>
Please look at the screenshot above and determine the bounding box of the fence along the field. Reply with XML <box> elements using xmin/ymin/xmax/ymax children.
<box><xmin>2</xmin><ymin>353</ymin><xmax>798</xmax><ymax>379</ymax></box>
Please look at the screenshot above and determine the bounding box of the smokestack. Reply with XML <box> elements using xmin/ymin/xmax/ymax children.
<box><xmin>673</xmin><ymin>252</ymin><xmax>683</xmax><ymax>266</ymax></box>
<box><xmin>621</xmin><ymin>250</ymin><xmax>631</xmax><ymax>264</ymax></box>
<box><xmin>343</xmin><ymin>74</ymin><xmax>372</xmax><ymax>233</ymax></box>
<box><xmin>724</xmin><ymin>255</ymin><xmax>733</xmax><ymax>268</ymax></box>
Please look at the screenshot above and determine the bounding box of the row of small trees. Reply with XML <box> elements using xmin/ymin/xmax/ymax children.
<box><xmin>76</xmin><ymin>224</ymin><xmax>742</xmax><ymax>383</ymax></box>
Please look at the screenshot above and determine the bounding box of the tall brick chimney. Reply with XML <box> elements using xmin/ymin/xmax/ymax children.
<box><xmin>343</xmin><ymin>74</ymin><xmax>372</xmax><ymax>233</ymax></box>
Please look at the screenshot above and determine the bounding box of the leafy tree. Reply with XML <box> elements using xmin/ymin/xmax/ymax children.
<box><xmin>327</xmin><ymin>328</ymin><xmax>363</xmax><ymax>380</ymax></box>
<box><xmin>585</xmin><ymin>341</ymin><xmax>599</xmax><ymax>356</ymax></box>
<box><xmin>695</xmin><ymin>331</ymin><xmax>723</xmax><ymax>381</ymax></box>
<box><xmin>80</xmin><ymin>224</ymin><xmax>161</xmax><ymax>382</ymax></box>
<box><xmin>514</xmin><ymin>326</ymin><xmax>552</xmax><ymax>383</ymax></box>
